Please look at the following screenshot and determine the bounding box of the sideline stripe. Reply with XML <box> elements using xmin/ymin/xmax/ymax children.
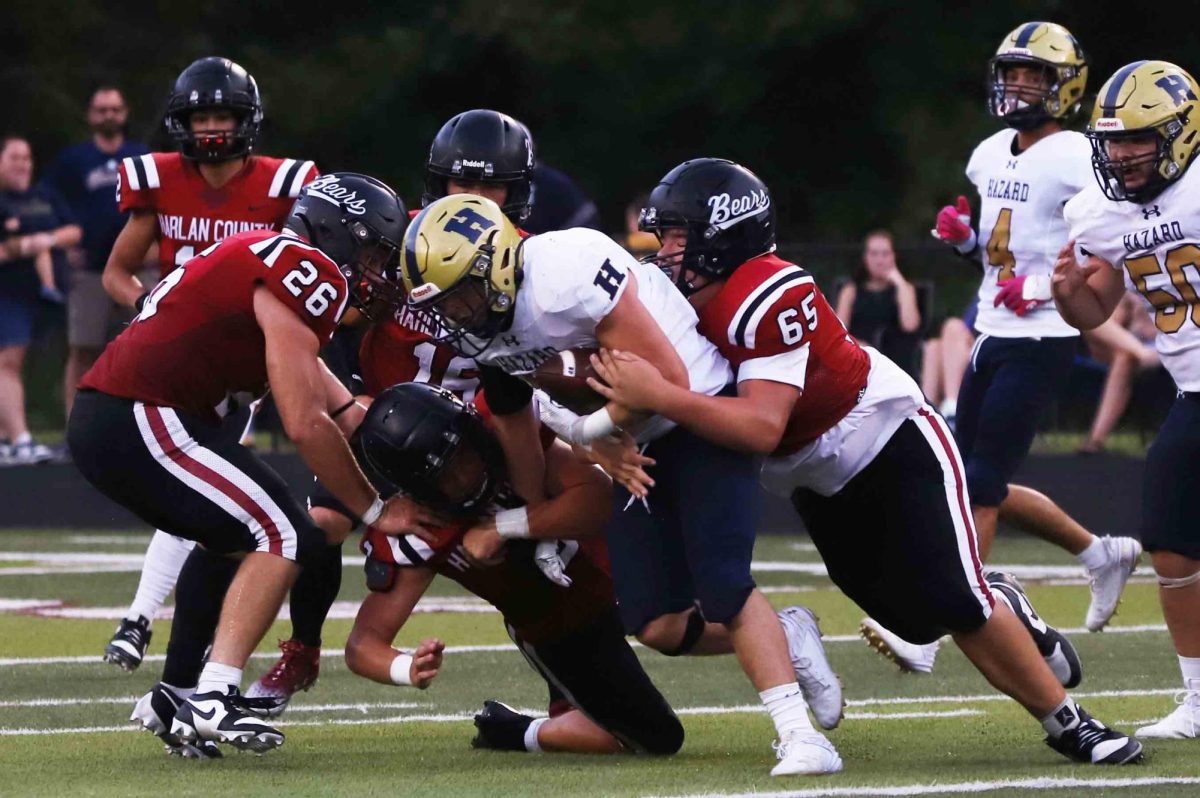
<box><xmin>651</xmin><ymin>776</ymin><xmax>1200</xmax><ymax>798</ymax></box>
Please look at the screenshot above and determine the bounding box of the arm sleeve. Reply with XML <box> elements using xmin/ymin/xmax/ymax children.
<box><xmin>478</xmin><ymin>365</ymin><xmax>533</xmax><ymax>414</ymax></box>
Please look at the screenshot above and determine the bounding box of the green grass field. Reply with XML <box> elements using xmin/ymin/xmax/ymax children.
<box><xmin>0</xmin><ymin>529</ymin><xmax>1196</xmax><ymax>797</ymax></box>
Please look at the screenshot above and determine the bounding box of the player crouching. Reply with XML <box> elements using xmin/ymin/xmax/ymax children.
<box><xmin>341</xmin><ymin>382</ymin><xmax>685</xmax><ymax>755</ymax></box>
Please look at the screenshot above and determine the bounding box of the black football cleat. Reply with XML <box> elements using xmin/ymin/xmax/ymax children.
<box><xmin>130</xmin><ymin>683</ymin><xmax>222</xmax><ymax>759</ymax></box>
<box><xmin>986</xmin><ymin>571</ymin><xmax>1083</xmax><ymax>689</ymax></box>
<box><xmin>1046</xmin><ymin>707</ymin><xmax>1144</xmax><ymax>764</ymax></box>
<box><xmin>472</xmin><ymin>700</ymin><xmax>534</xmax><ymax>752</ymax></box>
<box><xmin>171</xmin><ymin>688</ymin><xmax>285</xmax><ymax>754</ymax></box>
<box><xmin>104</xmin><ymin>616</ymin><xmax>152</xmax><ymax>672</ymax></box>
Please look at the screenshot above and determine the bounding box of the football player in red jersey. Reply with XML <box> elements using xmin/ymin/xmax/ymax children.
<box><xmin>99</xmin><ymin>57</ymin><xmax>320</xmax><ymax>675</ymax></box>
<box><xmin>247</xmin><ymin>108</ymin><xmax>539</xmax><ymax>705</ymax></box>
<box><xmin>587</xmin><ymin>158</ymin><xmax>1143</xmax><ymax>766</ymax></box>
<box><xmin>68</xmin><ymin>174</ymin><xmax>432</xmax><ymax>755</ymax></box>
<box><xmin>337</xmin><ymin>382</ymin><xmax>683</xmax><ymax>755</ymax></box>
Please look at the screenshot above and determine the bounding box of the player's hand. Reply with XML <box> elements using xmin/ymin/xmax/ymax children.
<box><xmin>582</xmin><ymin>431</ymin><xmax>656</xmax><ymax>498</ymax></box>
<box><xmin>932</xmin><ymin>196</ymin><xmax>974</xmax><ymax>245</ymax></box>
<box><xmin>534</xmin><ymin>540</ymin><xmax>573</xmax><ymax>588</ymax></box>
<box><xmin>994</xmin><ymin>274</ymin><xmax>1052</xmax><ymax>317</ymax></box>
<box><xmin>410</xmin><ymin>638</ymin><xmax>445</xmax><ymax>689</ymax></box>
<box><xmin>462</xmin><ymin>523</ymin><xmax>506</xmax><ymax>566</ymax></box>
<box><xmin>1051</xmin><ymin>239</ymin><xmax>1102</xmax><ymax>299</ymax></box>
<box><xmin>587</xmin><ymin>349</ymin><xmax>669</xmax><ymax>413</ymax></box>
<box><xmin>373</xmin><ymin>495</ymin><xmax>449</xmax><ymax>540</ymax></box>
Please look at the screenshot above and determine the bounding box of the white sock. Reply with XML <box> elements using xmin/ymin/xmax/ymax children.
<box><xmin>12</xmin><ymin>432</ymin><xmax>31</xmax><ymax>446</ymax></box>
<box><xmin>523</xmin><ymin>717</ymin><xmax>549</xmax><ymax>752</ymax></box>
<box><xmin>161</xmin><ymin>682</ymin><xmax>195</xmax><ymax>701</ymax></box>
<box><xmin>1076</xmin><ymin>536</ymin><xmax>1108</xmax><ymax>571</ymax></box>
<box><xmin>126</xmin><ymin>531</ymin><xmax>195</xmax><ymax>623</ymax></box>
<box><xmin>197</xmin><ymin>662</ymin><xmax>243</xmax><ymax>695</ymax></box>
<box><xmin>760</xmin><ymin>682</ymin><xmax>814</xmax><ymax>738</ymax></box>
<box><xmin>1040</xmin><ymin>698</ymin><xmax>1082</xmax><ymax>737</ymax></box>
<box><xmin>1179</xmin><ymin>655</ymin><xmax>1200</xmax><ymax>691</ymax></box>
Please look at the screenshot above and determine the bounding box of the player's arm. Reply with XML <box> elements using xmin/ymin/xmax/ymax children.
<box><xmin>102</xmin><ymin>210</ymin><xmax>159</xmax><ymax>307</ymax></box>
<box><xmin>345</xmin><ymin>565</ymin><xmax>444</xmax><ymax>688</ymax></box>
<box><xmin>318</xmin><ymin>358</ymin><xmax>367</xmax><ymax>438</ymax></box>
<box><xmin>591</xmin><ymin>349</ymin><xmax>798</xmax><ymax>454</ymax></box>
<box><xmin>1051</xmin><ymin>240</ymin><xmax>1125</xmax><ymax>330</ymax></box>
<box><xmin>479</xmin><ymin>365</ymin><xmax>547</xmax><ymax>505</ymax></box>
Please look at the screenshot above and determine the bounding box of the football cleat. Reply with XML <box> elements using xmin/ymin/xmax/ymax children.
<box><xmin>1045</xmin><ymin>707</ymin><xmax>1144</xmax><ymax>764</ymax></box>
<box><xmin>777</xmin><ymin>606</ymin><xmax>843</xmax><ymax>729</ymax></box>
<box><xmin>1085</xmin><ymin>536</ymin><xmax>1142</xmax><ymax>632</ymax></box>
<box><xmin>770</xmin><ymin>730</ymin><xmax>843</xmax><ymax>776</ymax></box>
<box><xmin>244</xmin><ymin>639</ymin><xmax>320</xmax><ymax>717</ymax></box>
<box><xmin>986</xmin><ymin>571</ymin><xmax>1083</xmax><ymax>689</ymax></box>
<box><xmin>129</xmin><ymin>683</ymin><xmax>222</xmax><ymax>759</ymax></box>
<box><xmin>471</xmin><ymin>700</ymin><xmax>535</xmax><ymax>752</ymax></box>
<box><xmin>860</xmin><ymin>617</ymin><xmax>939</xmax><ymax>673</ymax></box>
<box><xmin>104</xmin><ymin>616</ymin><xmax>152</xmax><ymax>672</ymax></box>
<box><xmin>171</xmin><ymin>688</ymin><xmax>285</xmax><ymax>754</ymax></box>
<box><xmin>1137</xmin><ymin>683</ymin><xmax>1200</xmax><ymax>739</ymax></box>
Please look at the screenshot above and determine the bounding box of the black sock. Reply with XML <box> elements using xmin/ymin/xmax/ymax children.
<box><xmin>161</xmin><ymin>547</ymin><xmax>238</xmax><ymax>688</ymax></box>
<box><xmin>289</xmin><ymin>543</ymin><xmax>342</xmax><ymax>648</ymax></box>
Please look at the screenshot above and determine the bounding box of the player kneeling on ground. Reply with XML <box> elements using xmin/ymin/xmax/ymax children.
<box><xmin>341</xmin><ymin>382</ymin><xmax>684</xmax><ymax>755</ymax></box>
<box><xmin>587</xmin><ymin>157</ymin><xmax>1142</xmax><ymax>766</ymax></box>
<box><xmin>68</xmin><ymin>173</ymin><xmax>429</xmax><ymax>755</ymax></box>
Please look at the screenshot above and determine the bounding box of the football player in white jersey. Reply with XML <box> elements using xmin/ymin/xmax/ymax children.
<box><xmin>869</xmin><ymin>21</ymin><xmax>1142</xmax><ymax>674</ymax></box>
<box><xmin>1057</xmin><ymin>60</ymin><xmax>1200</xmax><ymax>740</ymax></box>
<box><xmin>401</xmin><ymin>194</ymin><xmax>843</xmax><ymax>776</ymax></box>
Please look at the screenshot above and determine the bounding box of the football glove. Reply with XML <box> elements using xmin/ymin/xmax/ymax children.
<box><xmin>534</xmin><ymin>540</ymin><xmax>572</xmax><ymax>588</ymax></box>
<box><xmin>931</xmin><ymin>195</ymin><xmax>978</xmax><ymax>254</ymax></box>
<box><xmin>994</xmin><ymin>274</ymin><xmax>1053</xmax><ymax>317</ymax></box>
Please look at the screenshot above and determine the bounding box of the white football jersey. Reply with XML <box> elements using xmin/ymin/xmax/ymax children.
<box><xmin>1065</xmin><ymin>162</ymin><xmax>1200</xmax><ymax>392</ymax></box>
<box><xmin>470</xmin><ymin>227</ymin><xmax>732</xmax><ymax>441</ymax></box>
<box><xmin>966</xmin><ymin>128</ymin><xmax>1092</xmax><ymax>337</ymax></box>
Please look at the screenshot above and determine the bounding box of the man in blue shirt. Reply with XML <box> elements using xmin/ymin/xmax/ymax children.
<box><xmin>41</xmin><ymin>86</ymin><xmax>150</xmax><ymax>417</ymax></box>
<box><xmin>0</xmin><ymin>135</ymin><xmax>81</xmax><ymax>464</ymax></box>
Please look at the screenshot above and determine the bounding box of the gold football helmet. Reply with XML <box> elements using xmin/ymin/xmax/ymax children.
<box><xmin>988</xmin><ymin>21</ymin><xmax>1088</xmax><ymax>129</ymax></box>
<box><xmin>401</xmin><ymin>194</ymin><xmax>523</xmax><ymax>355</ymax></box>
<box><xmin>1087</xmin><ymin>60</ymin><xmax>1200</xmax><ymax>203</ymax></box>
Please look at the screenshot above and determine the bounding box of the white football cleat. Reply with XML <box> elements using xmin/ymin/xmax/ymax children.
<box><xmin>770</xmin><ymin>730</ymin><xmax>843</xmax><ymax>776</ymax></box>
<box><xmin>777</xmin><ymin>606</ymin><xmax>843</xmax><ymax>729</ymax></box>
<box><xmin>1137</xmin><ymin>685</ymin><xmax>1200</xmax><ymax>739</ymax></box>
<box><xmin>171</xmin><ymin>689</ymin><xmax>284</xmax><ymax>754</ymax></box>
<box><xmin>860</xmin><ymin>617</ymin><xmax>939</xmax><ymax>673</ymax></box>
<box><xmin>1085</xmin><ymin>536</ymin><xmax>1142</xmax><ymax>632</ymax></box>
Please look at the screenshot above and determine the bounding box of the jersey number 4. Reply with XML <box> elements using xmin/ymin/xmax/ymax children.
<box><xmin>987</xmin><ymin>207</ymin><xmax>1017</xmax><ymax>282</ymax></box>
<box><xmin>283</xmin><ymin>260</ymin><xmax>340</xmax><ymax>316</ymax></box>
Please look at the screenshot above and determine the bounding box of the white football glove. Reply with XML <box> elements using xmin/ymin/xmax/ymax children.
<box><xmin>534</xmin><ymin>540</ymin><xmax>573</xmax><ymax>587</ymax></box>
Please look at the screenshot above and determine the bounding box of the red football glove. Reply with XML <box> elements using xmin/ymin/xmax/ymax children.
<box><xmin>994</xmin><ymin>275</ymin><xmax>1053</xmax><ymax>317</ymax></box>
<box><xmin>935</xmin><ymin>196</ymin><xmax>974</xmax><ymax>245</ymax></box>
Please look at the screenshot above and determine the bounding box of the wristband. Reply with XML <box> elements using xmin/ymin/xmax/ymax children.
<box><xmin>389</xmin><ymin>653</ymin><xmax>414</xmax><ymax>686</ymax></box>
<box><xmin>495</xmin><ymin>507</ymin><xmax>531</xmax><ymax>539</ymax></box>
<box><xmin>568</xmin><ymin>407</ymin><xmax>619</xmax><ymax>446</ymax></box>
<box><xmin>330</xmin><ymin>398</ymin><xmax>358</xmax><ymax>419</ymax></box>
<box><xmin>361</xmin><ymin>495</ymin><xmax>385</xmax><ymax>526</ymax></box>
<box><xmin>953</xmin><ymin>228</ymin><xmax>978</xmax><ymax>256</ymax></box>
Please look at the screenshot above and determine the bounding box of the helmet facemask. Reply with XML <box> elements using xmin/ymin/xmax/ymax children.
<box><xmin>406</xmin><ymin>239</ymin><xmax>515</xmax><ymax>357</ymax></box>
<box><xmin>987</xmin><ymin>57</ymin><xmax>1068</xmax><ymax>130</ymax></box>
<box><xmin>638</xmin><ymin>206</ymin><xmax>761</xmax><ymax>295</ymax></box>
<box><xmin>1089</xmin><ymin>120</ymin><xmax>1188</xmax><ymax>203</ymax></box>
<box><xmin>166</xmin><ymin>105</ymin><xmax>260</xmax><ymax>162</ymax></box>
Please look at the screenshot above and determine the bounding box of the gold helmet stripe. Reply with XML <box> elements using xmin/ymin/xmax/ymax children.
<box><xmin>1102</xmin><ymin>60</ymin><xmax>1150</xmax><ymax>118</ymax></box>
<box><xmin>1013</xmin><ymin>21</ymin><xmax>1042</xmax><ymax>48</ymax></box>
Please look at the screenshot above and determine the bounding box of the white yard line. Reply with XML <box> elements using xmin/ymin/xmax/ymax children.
<box><xmin>650</xmin><ymin>776</ymin><xmax>1200</xmax><ymax>798</ymax></box>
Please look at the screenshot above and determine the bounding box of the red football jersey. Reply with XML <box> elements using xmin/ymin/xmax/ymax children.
<box><xmin>361</xmin><ymin>520</ymin><xmax>612</xmax><ymax>645</ymax></box>
<box><xmin>81</xmin><ymin>230</ymin><xmax>348</xmax><ymax>421</ymax></box>
<box><xmin>117</xmin><ymin>152</ymin><xmax>318</xmax><ymax>277</ymax></box>
<box><xmin>698</xmin><ymin>254</ymin><xmax>870</xmax><ymax>456</ymax></box>
<box><xmin>358</xmin><ymin>307</ymin><xmax>482</xmax><ymax>400</ymax></box>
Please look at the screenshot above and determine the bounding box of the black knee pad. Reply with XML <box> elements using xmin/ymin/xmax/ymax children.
<box><xmin>661</xmin><ymin>607</ymin><xmax>707</xmax><ymax>657</ymax></box>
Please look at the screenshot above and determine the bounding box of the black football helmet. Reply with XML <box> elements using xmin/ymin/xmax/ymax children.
<box><xmin>423</xmin><ymin>109</ymin><xmax>535</xmax><ymax>223</ymax></box>
<box><xmin>164</xmin><ymin>57</ymin><xmax>263</xmax><ymax>162</ymax></box>
<box><xmin>285</xmin><ymin>173</ymin><xmax>408</xmax><ymax>317</ymax></box>
<box><xmin>351</xmin><ymin>382</ymin><xmax>505</xmax><ymax>515</ymax></box>
<box><xmin>639</xmin><ymin>158</ymin><xmax>775</xmax><ymax>292</ymax></box>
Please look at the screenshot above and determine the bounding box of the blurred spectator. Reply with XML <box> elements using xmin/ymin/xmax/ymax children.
<box><xmin>0</xmin><ymin>134</ymin><xmax>82</xmax><ymax>465</ymax></box>
<box><xmin>1077</xmin><ymin>294</ymin><xmax>1164</xmax><ymax>454</ymax></box>
<box><xmin>921</xmin><ymin>300</ymin><xmax>978</xmax><ymax>429</ymax></box>
<box><xmin>835</xmin><ymin>229</ymin><xmax>922</xmax><ymax>376</ymax></box>
<box><xmin>522</xmin><ymin>163</ymin><xmax>601</xmax><ymax>234</ymax></box>
<box><xmin>623</xmin><ymin>193</ymin><xmax>659</xmax><ymax>258</ymax></box>
<box><xmin>41</xmin><ymin>86</ymin><xmax>149</xmax><ymax>417</ymax></box>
